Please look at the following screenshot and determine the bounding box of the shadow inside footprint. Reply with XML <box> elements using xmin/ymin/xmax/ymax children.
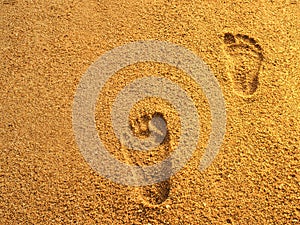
<box><xmin>223</xmin><ymin>32</ymin><xmax>264</xmax><ymax>97</ymax></box>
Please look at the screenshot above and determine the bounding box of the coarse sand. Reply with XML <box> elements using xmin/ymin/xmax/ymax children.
<box><xmin>1</xmin><ymin>0</ymin><xmax>300</xmax><ymax>224</ymax></box>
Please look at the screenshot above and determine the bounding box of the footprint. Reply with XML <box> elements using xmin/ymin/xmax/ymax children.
<box><xmin>223</xmin><ymin>32</ymin><xmax>264</xmax><ymax>97</ymax></box>
<box><xmin>121</xmin><ymin>114</ymin><xmax>171</xmax><ymax>206</ymax></box>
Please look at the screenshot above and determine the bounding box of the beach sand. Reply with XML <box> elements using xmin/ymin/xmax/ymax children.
<box><xmin>1</xmin><ymin>0</ymin><xmax>300</xmax><ymax>224</ymax></box>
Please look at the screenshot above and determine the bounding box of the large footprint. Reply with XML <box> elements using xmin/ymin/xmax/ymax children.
<box><xmin>223</xmin><ymin>33</ymin><xmax>264</xmax><ymax>97</ymax></box>
<box><xmin>121</xmin><ymin>114</ymin><xmax>171</xmax><ymax>206</ymax></box>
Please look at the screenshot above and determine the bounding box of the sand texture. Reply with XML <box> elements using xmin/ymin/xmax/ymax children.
<box><xmin>1</xmin><ymin>0</ymin><xmax>300</xmax><ymax>224</ymax></box>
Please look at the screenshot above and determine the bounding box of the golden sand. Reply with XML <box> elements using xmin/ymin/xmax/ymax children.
<box><xmin>1</xmin><ymin>0</ymin><xmax>299</xmax><ymax>224</ymax></box>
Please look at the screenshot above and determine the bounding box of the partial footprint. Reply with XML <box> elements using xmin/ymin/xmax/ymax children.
<box><xmin>138</xmin><ymin>178</ymin><xmax>171</xmax><ymax>206</ymax></box>
<box><xmin>121</xmin><ymin>114</ymin><xmax>171</xmax><ymax>206</ymax></box>
<box><xmin>223</xmin><ymin>33</ymin><xmax>264</xmax><ymax>97</ymax></box>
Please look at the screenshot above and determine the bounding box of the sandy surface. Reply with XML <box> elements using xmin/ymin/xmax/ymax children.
<box><xmin>1</xmin><ymin>0</ymin><xmax>300</xmax><ymax>224</ymax></box>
